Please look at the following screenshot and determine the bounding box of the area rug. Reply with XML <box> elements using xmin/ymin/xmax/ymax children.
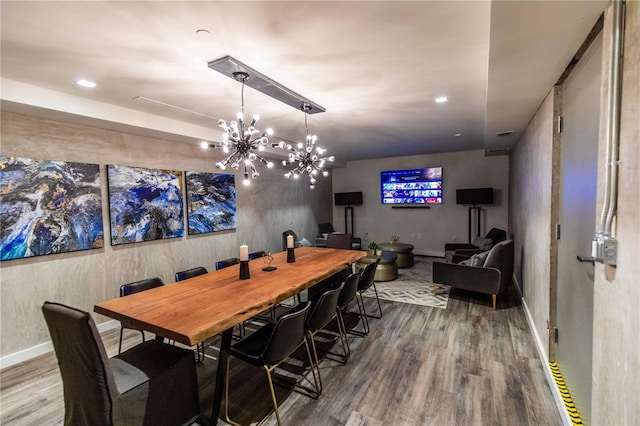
<box><xmin>361</xmin><ymin>256</ymin><xmax>450</xmax><ymax>309</ymax></box>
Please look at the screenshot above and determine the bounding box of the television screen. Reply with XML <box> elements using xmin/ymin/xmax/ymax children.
<box><xmin>381</xmin><ymin>167</ymin><xmax>443</xmax><ymax>204</ymax></box>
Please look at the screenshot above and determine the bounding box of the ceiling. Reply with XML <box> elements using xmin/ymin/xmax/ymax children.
<box><xmin>1</xmin><ymin>1</ymin><xmax>607</xmax><ymax>166</ymax></box>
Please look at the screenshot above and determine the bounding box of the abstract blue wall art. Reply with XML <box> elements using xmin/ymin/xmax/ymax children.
<box><xmin>186</xmin><ymin>171</ymin><xmax>236</xmax><ymax>235</ymax></box>
<box><xmin>107</xmin><ymin>165</ymin><xmax>184</xmax><ymax>245</ymax></box>
<box><xmin>0</xmin><ymin>156</ymin><xmax>104</xmax><ymax>261</ymax></box>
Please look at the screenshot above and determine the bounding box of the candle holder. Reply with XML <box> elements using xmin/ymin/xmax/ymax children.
<box><xmin>239</xmin><ymin>260</ymin><xmax>250</xmax><ymax>280</ymax></box>
<box><xmin>287</xmin><ymin>247</ymin><xmax>296</xmax><ymax>263</ymax></box>
<box><xmin>262</xmin><ymin>252</ymin><xmax>277</xmax><ymax>272</ymax></box>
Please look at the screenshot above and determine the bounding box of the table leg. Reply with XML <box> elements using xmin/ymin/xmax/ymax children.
<box><xmin>211</xmin><ymin>327</ymin><xmax>233</xmax><ymax>423</ymax></box>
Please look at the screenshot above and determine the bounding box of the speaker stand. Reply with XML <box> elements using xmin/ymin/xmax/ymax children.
<box><xmin>468</xmin><ymin>205</ymin><xmax>481</xmax><ymax>243</ymax></box>
<box><xmin>344</xmin><ymin>206</ymin><xmax>354</xmax><ymax>235</ymax></box>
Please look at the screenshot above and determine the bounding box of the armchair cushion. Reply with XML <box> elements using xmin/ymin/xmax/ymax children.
<box><xmin>459</xmin><ymin>250</ymin><xmax>490</xmax><ymax>267</ymax></box>
<box><xmin>472</xmin><ymin>235</ymin><xmax>493</xmax><ymax>250</ymax></box>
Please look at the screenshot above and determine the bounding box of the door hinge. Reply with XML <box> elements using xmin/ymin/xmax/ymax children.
<box><xmin>555</xmin><ymin>223</ymin><xmax>561</xmax><ymax>240</ymax></box>
<box><xmin>553</xmin><ymin>327</ymin><xmax>559</xmax><ymax>343</ymax></box>
<box><xmin>556</xmin><ymin>116</ymin><xmax>563</xmax><ymax>134</ymax></box>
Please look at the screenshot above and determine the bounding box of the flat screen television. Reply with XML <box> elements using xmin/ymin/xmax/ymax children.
<box><xmin>456</xmin><ymin>187</ymin><xmax>493</xmax><ymax>205</ymax></box>
<box><xmin>381</xmin><ymin>167</ymin><xmax>443</xmax><ymax>205</ymax></box>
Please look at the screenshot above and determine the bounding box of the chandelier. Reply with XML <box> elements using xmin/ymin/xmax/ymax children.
<box><xmin>278</xmin><ymin>104</ymin><xmax>334</xmax><ymax>189</ymax></box>
<box><xmin>214</xmin><ymin>71</ymin><xmax>274</xmax><ymax>186</ymax></box>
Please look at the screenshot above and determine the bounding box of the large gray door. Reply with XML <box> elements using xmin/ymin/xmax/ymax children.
<box><xmin>556</xmin><ymin>32</ymin><xmax>602</xmax><ymax>424</ymax></box>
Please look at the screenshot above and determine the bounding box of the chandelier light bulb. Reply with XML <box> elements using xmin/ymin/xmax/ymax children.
<box><xmin>200</xmin><ymin>141</ymin><xmax>209</xmax><ymax>149</ymax></box>
<box><xmin>266</xmin><ymin>128</ymin><xmax>274</xmax><ymax>136</ymax></box>
<box><xmin>223</xmin><ymin>146</ymin><xmax>229</xmax><ymax>154</ymax></box>
<box><xmin>322</xmin><ymin>170</ymin><xmax>329</xmax><ymax>177</ymax></box>
<box><xmin>297</xmin><ymin>142</ymin><xmax>304</xmax><ymax>149</ymax></box>
<box><xmin>267</xmin><ymin>161</ymin><xmax>274</xmax><ymax>168</ymax></box>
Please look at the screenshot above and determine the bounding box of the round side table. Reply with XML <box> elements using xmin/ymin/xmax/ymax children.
<box><xmin>355</xmin><ymin>252</ymin><xmax>398</xmax><ymax>281</ymax></box>
<box><xmin>378</xmin><ymin>242</ymin><xmax>414</xmax><ymax>268</ymax></box>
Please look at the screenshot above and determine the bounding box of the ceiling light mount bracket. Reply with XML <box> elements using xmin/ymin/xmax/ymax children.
<box><xmin>209</xmin><ymin>55</ymin><xmax>326</xmax><ymax>114</ymax></box>
<box><xmin>232</xmin><ymin>71</ymin><xmax>249</xmax><ymax>83</ymax></box>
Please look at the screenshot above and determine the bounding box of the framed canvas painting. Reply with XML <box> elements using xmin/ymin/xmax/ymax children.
<box><xmin>185</xmin><ymin>171</ymin><xmax>236</xmax><ymax>235</ymax></box>
<box><xmin>0</xmin><ymin>156</ymin><xmax>104</xmax><ymax>261</ymax></box>
<box><xmin>107</xmin><ymin>164</ymin><xmax>184</xmax><ymax>245</ymax></box>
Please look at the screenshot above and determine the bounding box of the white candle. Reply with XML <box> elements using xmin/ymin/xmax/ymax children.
<box><xmin>240</xmin><ymin>244</ymin><xmax>249</xmax><ymax>261</ymax></box>
<box><xmin>287</xmin><ymin>235</ymin><xmax>294</xmax><ymax>249</ymax></box>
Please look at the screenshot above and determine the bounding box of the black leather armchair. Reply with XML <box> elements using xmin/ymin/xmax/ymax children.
<box><xmin>433</xmin><ymin>239</ymin><xmax>514</xmax><ymax>310</ymax></box>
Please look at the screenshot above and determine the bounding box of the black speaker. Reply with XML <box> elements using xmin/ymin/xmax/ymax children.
<box><xmin>334</xmin><ymin>192</ymin><xmax>363</xmax><ymax>206</ymax></box>
<box><xmin>456</xmin><ymin>188</ymin><xmax>493</xmax><ymax>205</ymax></box>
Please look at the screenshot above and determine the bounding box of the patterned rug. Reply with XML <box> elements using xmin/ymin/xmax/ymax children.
<box><xmin>361</xmin><ymin>256</ymin><xmax>450</xmax><ymax>309</ymax></box>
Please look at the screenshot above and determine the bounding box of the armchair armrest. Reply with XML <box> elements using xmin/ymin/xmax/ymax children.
<box><xmin>444</xmin><ymin>243</ymin><xmax>478</xmax><ymax>251</ymax></box>
<box><xmin>452</xmin><ymin>248</ymin><xmax>489</xmax><ymax>263</ymax></box>
<box><xmin>315</xmin><ymin>237</ymin><xmax>327</xmax><ymax>247</ymax></box>
<box><xmin>432</xmin><ymin>262</ymin><xmax>501</xmax><ymax>295</ymax></box>
<box><xmin>351</xmin><ymin>237</ymin><xmax>362</xmax><ymax>250</ymax></box>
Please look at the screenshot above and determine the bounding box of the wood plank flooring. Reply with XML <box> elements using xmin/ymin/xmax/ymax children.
<box><xmin>0</xmin><ymin>265</ymin><xmax>561</xmax><ymax>425</ymax></box>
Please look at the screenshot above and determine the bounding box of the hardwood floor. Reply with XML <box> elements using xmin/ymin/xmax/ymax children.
<box><xmin>0</xmin><ymin>271</ymin><xmax>561</xmax><ymax>426</ymax></box>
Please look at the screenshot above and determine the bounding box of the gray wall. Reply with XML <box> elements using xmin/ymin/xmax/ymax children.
<box><xmin>509</xmin><ymin>90</ymin><xmax>555</xmax><ymax>356</ymax></box>
<box><xmin>0</xmin><ymin>112</ymin><xmax>331</xmax><ymax>361</ymax></box>
<box><xmin>332</xmin><ymin>150</ymin><xmax>509</xmax><ymax>256</ymax></box>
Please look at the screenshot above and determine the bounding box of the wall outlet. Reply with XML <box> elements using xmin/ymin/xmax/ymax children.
<box><xmin>452</xmin><ymin>234</ymin><xmax>457</xmax><ymax>242</ymax></box>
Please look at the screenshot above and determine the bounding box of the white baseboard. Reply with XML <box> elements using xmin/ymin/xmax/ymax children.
<box><xmin>516</xmin><ymin>275</ymin><xmax>571</xmax><ymax>426</ymax></box>
<box><xmin>0</xmin><ymin>319</ymin><xmax>120</xmax><ymax>370</ymax></box>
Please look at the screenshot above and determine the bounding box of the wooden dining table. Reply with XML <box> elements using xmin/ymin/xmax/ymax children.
<box><xmin>94</xmin><ymin>246</ymin><xmax>366</xmax><ymax>425</ymax></box>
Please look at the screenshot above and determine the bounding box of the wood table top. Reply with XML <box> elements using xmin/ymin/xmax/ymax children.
<box><xmin>94</xmin><ymin>247</ymin><xmax>366</xmax><ymax>346</ymax></box>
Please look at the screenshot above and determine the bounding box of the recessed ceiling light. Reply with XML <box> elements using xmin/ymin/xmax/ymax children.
<box><xmin>454</xmin><ymin>133</ymin><xmax>461</xmax><ymax>137</ymax></box>
<box><xmin>76</xmin><ymin>79</ymin><xmax>96</xmax><ymax>88</ymax></box>
<box><xmin>196</xmin><ymin>29</ymin><xmax>212</xmax><ymax>39</ymax></box>
<box><xmin>435</xmin><ymin>96</ymin><xmax>448</xmax><ymax>103</ymax></box>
